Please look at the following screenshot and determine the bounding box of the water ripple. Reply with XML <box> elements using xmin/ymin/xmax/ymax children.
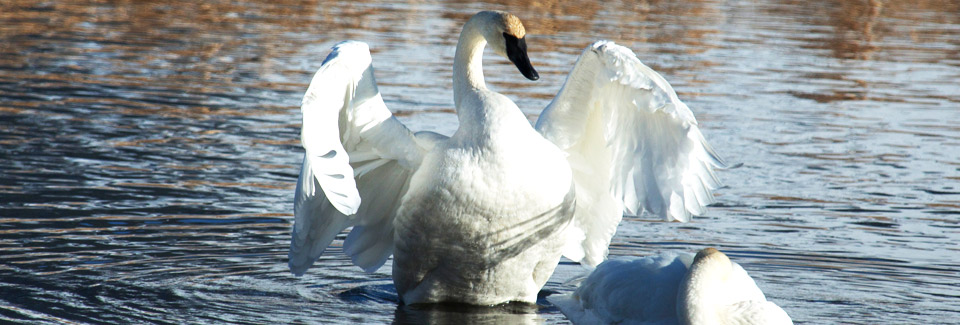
<box><xmin>2</xmin><ymin>0</ymin><xmax>960</xmax><ymax>323</ymax></box>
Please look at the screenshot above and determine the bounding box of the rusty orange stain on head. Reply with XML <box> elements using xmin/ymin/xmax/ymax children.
<box><xmin>502</xmin><ymin>12</ymin><xmax>526</xmax><ymax>38</ymax></box>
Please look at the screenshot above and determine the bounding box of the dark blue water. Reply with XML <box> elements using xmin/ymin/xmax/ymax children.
<box><xmin>2</xmin><ymin>0</ymin><xmax>959</xmax><ymax>323</ymax></box>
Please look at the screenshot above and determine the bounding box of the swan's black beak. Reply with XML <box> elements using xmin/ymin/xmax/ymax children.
<box><xmin>504</xmin><ymin>33</ymin><xmax>539</xmax><ymax>81</ymax></box>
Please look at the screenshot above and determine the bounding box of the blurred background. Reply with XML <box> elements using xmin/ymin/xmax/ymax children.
<box><xmin>1</xmin><ymin>0</ymin><xmax>958</xmax><ymax>323</ymax></box>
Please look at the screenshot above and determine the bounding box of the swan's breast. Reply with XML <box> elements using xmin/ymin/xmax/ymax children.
<box><xmin>396</xmin><ymin>130</ymin><xmax>573</xmax><ymax>247</ymax></box>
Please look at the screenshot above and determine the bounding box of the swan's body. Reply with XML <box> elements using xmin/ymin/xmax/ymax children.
<box><xmin>547</xmin><ymin>248</ymin><xmax>793</xmax><ymax>325</ymax></box>
<box><xmin>393</xmin><ymin>13</ymin><xmax>572</xmax><ymax>303</ymax></box>
<box><xmin>289</xmin><ymin>11</ymin><xmax>725</xmax><ymax>305</ymax></box>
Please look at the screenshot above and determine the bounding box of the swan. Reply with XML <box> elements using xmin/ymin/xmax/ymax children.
<box><xmin>547</xmin><ymin>248</ymin><xmax>793</xmax><ymax>324</ymax></box>
<box><xmin>288</xmin><ymin>10</ymin><xmax>726</xmax><ymax>305</ymax></box>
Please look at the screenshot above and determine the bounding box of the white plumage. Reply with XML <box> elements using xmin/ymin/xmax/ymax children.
<box><xmin>548</xmin><ymin>248</ymin><xmax>793</xmax><ymax>325</ymax></box>
<box><xmin>289</xmin><ymin>11</ymin><xmax>725</xmax><ymax>305</ymax></box>
<box><xmin>538</xmin><ymin>41</ymin><xmax>725</xmax><ymax>266</ymax></box>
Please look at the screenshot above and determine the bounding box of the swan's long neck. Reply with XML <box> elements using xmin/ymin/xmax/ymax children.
<box><xmin>453</xmin><ymin>18</ymin><xmax>488</xmax><ymax>118</ymax></box>
<box><xmin>450</xmin><ymin>13</ymin><xmax>532</xmax><ymax>141</ymax></box>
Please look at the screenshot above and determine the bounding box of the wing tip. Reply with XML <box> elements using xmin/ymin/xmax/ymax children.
<box><xmin>288</xmin><ymin>252</ymin><xmax>313</xmax><ymax>276</ymax></box>
<box><xmin>587</xmin><ymin>40</ymin><xmax>636</xmax><ymax>59</ymax></box>
<box><xmin>315</xmin><ymin>40</ymin><xmax>373</xmax><ymax>74</ymax></box>
<box><xmin>289</xmin><ymin>267</ymin><xmax>307</xmax><ymax>277</ymax></box>
<box><xmin>332</xmin><ymin>40</ymin><xmax>371</xmax><ymax>55</ymax></box>
<box><xmin>701</xmin><ymin>139</ymin><xmax>731</xmax><ymax>169</ymax></box>
<box><xmin>588</xmin><ymin>39</ymin><xmax>617</xmax><ymax>50</ymax></box>
<box><xmin>330</xmin><ymin>197</ymin><xmax>361</xmax><ymax>216</ymax></box>
<box><xmin>662</xmin><ymin>208</ymin><xmax>692</xmax><ymax>223</ymax></box>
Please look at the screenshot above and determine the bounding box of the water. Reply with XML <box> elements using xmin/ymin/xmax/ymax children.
<box><xmin>1</xmin><ymin>0</ymin><xmax>959</xmax><ymax>323</ymax></box>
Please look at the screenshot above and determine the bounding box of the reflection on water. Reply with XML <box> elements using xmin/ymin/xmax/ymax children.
<box><xmin>394</xmin><ymin>300</ymin><xmax>544</xmax><ymax>324</ymax></box>
<box><xmin>1</xmin><ymin>0</ymin><xmax>959</xmax><ymax>323</ymax></box>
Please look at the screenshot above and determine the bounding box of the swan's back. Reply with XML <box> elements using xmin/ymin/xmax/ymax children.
<box><xmin>549</xmin><ymin>253</ymin><xmax>694</xmax><ymax>324</ymax></box>
<box><xmin>550</xmin><ymin>249</ymin><xmax>792</xmax><ymax>325</ymax></box>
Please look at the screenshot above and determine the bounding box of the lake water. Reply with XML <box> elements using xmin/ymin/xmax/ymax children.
<box><xmin>1</xmin><ymin>0</ymin><xmax>959</xmax><ymax>323</ymax></box>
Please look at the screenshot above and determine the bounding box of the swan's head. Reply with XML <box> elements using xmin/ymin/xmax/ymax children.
<box><xmin>690</xmin><ymin>248</ymin><xmax>732</xmax><ymax>280</ymax></box>
<box><xmin>471</xmin><ymin>11</ymin><xmax>539</xmax><ymax>81</ymax></box>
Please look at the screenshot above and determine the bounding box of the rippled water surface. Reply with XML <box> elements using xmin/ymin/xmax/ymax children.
<box><xmin>2</xmin><ymin>0</ymin><xmax>959</xmax><ymax>323</ymax></box>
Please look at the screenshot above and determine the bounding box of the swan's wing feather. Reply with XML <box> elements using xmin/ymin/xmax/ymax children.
<box><xmin>584</xmin><ymin>255</ymin><xmax>691</xmax><ymax>323</ymax></box>
<box><xmin>299</xmin><ymin>46</ymin><xmax>364</xmax><ymax>216</ymax></box>
<box><xmin>291</xmin><ymin>41</ymin><xmax>441</xmax><ymax>275</ymax></box>
<box><xmin>727</xmin><ymin>300</ymin><xmax>794</xmax><ymax>325</ymax></box>
<box><xmin>290</xmin><ymin>158</ymin><xmax>353</xmax><ymax>275</ymax></box>
<box><xmin>724</xmin><ymin>262</ymin><xmax>792</xmax><ymax>324</ymax></box>
<box><xmin>536</xmin><ymin>41</ymin><xmax>725</xmax><ymax>266</ymax></box>
<box><xmin>546</xmin><ymin>293</ymin><xmax>602</xmax><ymax>325</ymax></box>
<box><xmin>728</xmin><ymin>262</ymin><xmax>767</xmax><ymax>302</ymax></box>
<box><xmin>342</xmin><ymin>159</ymin><xmax>409</xmax><ymax>272</ymax></box>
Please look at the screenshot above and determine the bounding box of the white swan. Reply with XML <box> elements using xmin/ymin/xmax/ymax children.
<box><xmin>289</xmin><ymin>10</ymin><xmax>725</xmax><ymax>305</ymax></box>
<box><xmin>547</xmin><ymin>248</ymin><xmax>793</xmax><ymax>325</ymax></box>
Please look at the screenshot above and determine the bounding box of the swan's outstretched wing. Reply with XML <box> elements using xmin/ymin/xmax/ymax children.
<box><xmin>290</xmin><ymin>41</ymin><xmax>444</xmax><ymax>275</ymax></box>
<box><xmin>535</xmin><ymin>41</ymin><xmax>726</xmax><ymax>266</ymax></box>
